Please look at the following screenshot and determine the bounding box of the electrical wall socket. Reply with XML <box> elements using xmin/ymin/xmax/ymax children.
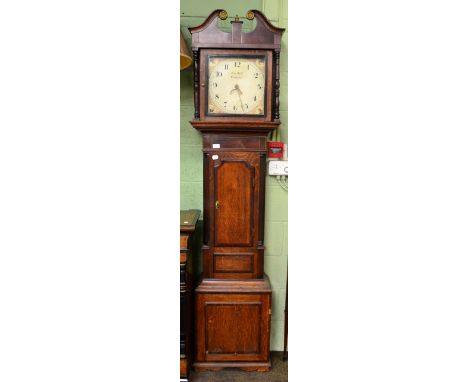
<box><xmin>268</xmin><ymin>160</ymin><xmax>288</xmax><ymax>176</ymax></box>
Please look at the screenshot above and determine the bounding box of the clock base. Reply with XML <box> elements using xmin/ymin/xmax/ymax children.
<box><xmin>194</xmin><ymin>277</ymin><xmax>272</xmax><ymax>369</ymax></box>
<box><xmin>193</xmin><ymin>360</ymin><xmax>271</xmax><ymax>372</ymax></box>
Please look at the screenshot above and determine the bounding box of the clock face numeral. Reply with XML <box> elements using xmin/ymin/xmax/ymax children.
<box><xmin>207</xmin><ymin>56</ymin><xmax>266</xmax><ymax>115</ymax></box>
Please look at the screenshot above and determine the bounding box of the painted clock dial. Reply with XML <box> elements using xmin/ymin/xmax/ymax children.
<box><xmin>207</xmin><ymin>56</ymin><xmax>266</xmax><ymax>116</ymax></box>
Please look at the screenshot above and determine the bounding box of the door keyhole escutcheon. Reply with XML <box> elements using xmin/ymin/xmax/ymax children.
<box><xmin>215</xmin><ymin>200</ymin><xmax>220</xmax><ymax>209</ymax></box>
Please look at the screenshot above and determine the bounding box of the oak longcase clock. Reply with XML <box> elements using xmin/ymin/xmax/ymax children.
<box><xmin>189</xmin><ymin>9</ymin><xmax>284</xmax><ymax>372</ymax></box>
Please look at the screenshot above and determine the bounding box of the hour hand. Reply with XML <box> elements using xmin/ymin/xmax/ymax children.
<box><xmin>229</xmin><ymin>84</ymin><xmax>243</xmax><ymax>95</ymax></box>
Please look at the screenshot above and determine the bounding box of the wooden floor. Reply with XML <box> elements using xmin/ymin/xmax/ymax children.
<box><xmin>190</xmin><ymin>352</ymin><xmax>287</xmax><ymax>382</ymax></box>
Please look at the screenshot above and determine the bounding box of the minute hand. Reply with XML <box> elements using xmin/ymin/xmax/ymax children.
<box><xmin>238</xmin><ymin>93</ymin><xmax>245</xmax><ymax>112</ymax></box>
<box><xmin>235</xmin><ymin>84</ymin><xmax>245</xmax><ymax>112</ymax></box>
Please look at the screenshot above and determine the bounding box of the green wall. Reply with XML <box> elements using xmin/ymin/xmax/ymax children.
<box><xmin>180</xmin><ymin>0</ymin><xmax>288</xmax><ymax>351</ymax></box>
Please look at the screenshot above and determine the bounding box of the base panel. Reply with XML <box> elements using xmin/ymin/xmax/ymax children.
<box><xmin>194</xmin><ymin>276</ymin><xmax>272</xmax><ymax>366</ymax></box>
<box><xmin>193</xmin><ymin>360</ymin><xmax>271</xmax><ymax>372</ymax></box>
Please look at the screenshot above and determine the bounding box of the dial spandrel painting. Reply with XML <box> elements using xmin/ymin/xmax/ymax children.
<box><xmin>207</xmin><ymin>56</ymin><xmax>266</xmax><ymax>116</ymax></box>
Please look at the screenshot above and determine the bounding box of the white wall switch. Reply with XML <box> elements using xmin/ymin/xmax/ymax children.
<box><xmin>268</xmin><ymin>160</ymin><xmax>288</xmax><ymax>176</ymax></box>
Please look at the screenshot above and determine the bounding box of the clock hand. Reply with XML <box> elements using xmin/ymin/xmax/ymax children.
<box><xmin>238</xmin><ymin>93</ymin><xmax>245</xmax><ymax>111</ymax></box>
<box><xmin>235</xmin><ymin>85</ymin><xmax>245</xmax><ymax>111</ymax></box>
<box><xmin>237</xmin><ymin>95</ymin><xmax>244</xmax><ymax>111</ymax></box>
<box><xmin>229</xmin><ymin>84</ymin><xmax>242</xmax><ymax>95</ymax></box>
<box><xmin>228</xmin><ymin>84</ymin><xmax>245</xmax><ymax>111</ymax></box>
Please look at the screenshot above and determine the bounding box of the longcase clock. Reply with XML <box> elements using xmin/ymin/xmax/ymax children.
<box><xmin>189</xmin><ymin>9</ymin><xmax>284</xmax><ymax>372</ymax></box>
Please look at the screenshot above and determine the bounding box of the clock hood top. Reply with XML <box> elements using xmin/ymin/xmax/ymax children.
<box><xmin>189</xmin><ymin>9</ymin><xmax>284</xmax><ymax>51</ymax></box>
<box><xmin>189</xmin><ymin>9</ymin><xmax>285</xmax><ymax>131</ymax></box>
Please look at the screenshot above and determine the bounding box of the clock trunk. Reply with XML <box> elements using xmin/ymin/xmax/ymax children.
<box><xmin>201</xmin><ymin>136</ymin><xmax>267</xmax><ymax>280</ymax></box>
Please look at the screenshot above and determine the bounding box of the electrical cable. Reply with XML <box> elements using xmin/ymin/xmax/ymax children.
<box><xmin>276</xmin><ymin>175</ymin><xmax>288</xmax><ymax>192</ymax></box>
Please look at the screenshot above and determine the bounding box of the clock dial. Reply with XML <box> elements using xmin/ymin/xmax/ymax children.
<box><xmin>207</xmin><ymin>56</ymin><xmax>266</xmax><ymax>115</ymax></box>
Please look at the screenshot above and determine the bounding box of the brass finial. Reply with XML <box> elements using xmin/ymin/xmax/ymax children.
<box><xmin>246</xmin><ymin>10</ymin><xmax>255</xmax><ymax>20</ymax></box>
<box><xmin>234</xmin><ymin>14</ymin><xmax>240</xmax><ymax>22</ymax></box>
<box><xmin>218</xmin><ymin>10</ymin><xmax>228</xmax><ymax>20</ymax></box>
